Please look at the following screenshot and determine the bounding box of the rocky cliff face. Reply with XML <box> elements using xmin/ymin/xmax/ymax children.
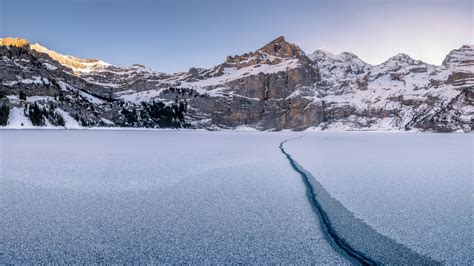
<box><xmin>0</xmin><ymin>37</ymin><xmax>472</xmax><ymax>131</ymax></box>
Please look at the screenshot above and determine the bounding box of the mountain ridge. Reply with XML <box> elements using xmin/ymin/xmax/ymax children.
<box><xmin>5</xmin><ymin>36</ymin><xmax>467</xmax><ymax>71</ymax></box>
<box><xmin>0</xmin><ymin>36</ymin><xmax>472</xmax><ymax>132</ymax></box>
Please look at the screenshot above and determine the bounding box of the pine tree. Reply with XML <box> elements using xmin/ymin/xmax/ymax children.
<box><xmin>0</xmin><ymin>104</ymin><xmax>10</xmax><ymax>126</ymax></box>
<box><xmin>28</xmin><ymin>102</ymin><xmax>45</xmax><ymax>126</ymax></box>
<box><xmin>19</xmin><ymin>91</ymin><xmax>27</xmax><ymax>101</ymax></box>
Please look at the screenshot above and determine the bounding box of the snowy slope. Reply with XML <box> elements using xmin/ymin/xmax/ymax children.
<box><xmin>6</xmin><ymin>107</ymin><xmax>34</xmax><ymax>128</ymax></box>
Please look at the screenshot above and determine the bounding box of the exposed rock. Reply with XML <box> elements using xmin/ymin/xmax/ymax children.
<box><xmin>0</xmin><ymin>37</ymin><xmax>30</xmax><ymax>48</ymax></box>
<box><xmin>257</xmin><ymin>36</ymin><xmax>304</xmax><ymax>58</ymax></box>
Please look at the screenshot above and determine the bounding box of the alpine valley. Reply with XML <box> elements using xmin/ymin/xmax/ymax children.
<box><xmin>0</xmin><ymin>36</ymin><xmax>472</xmax><ymax>132</ymax></box>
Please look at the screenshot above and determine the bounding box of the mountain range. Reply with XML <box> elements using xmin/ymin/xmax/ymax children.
<box><xmin>0</xmin><ymin>36</ymin><xmax>472</xmax><ymax>132</ymax></box>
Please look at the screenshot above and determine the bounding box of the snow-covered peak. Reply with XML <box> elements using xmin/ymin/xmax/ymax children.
<box><xmin>338</xmin><ymin>52</ymin><xmax>365</xmax><ymax>62</ymax></box>
<box><xmin>310</xmin><ymin>49</ymin><xmax>340</xmax><ymax>61</ymax></box>
<box><xmin>310</xmin><ymin>50</ymin><xmax>368</xmax><ymax>65</ymax></box>
<box><xmin>311</xmin><ymin>49</ymin><xmax>370</xmax><ymax>79</ymax></box>
<box><xmin>385</xmin><ymin>53</ymin><xmax>416</xmax><ymax>64</ymax></box>
<box><xmin>372</xmin><ymin>53</ymin><xmax>427</xmax><ymax>75</ymax></box>
<box><xmin>30</xmin><ymin>43</ymin><xmax>111</xmax><ymax>73</ymax></box>
<box><xmin>442</xmin><ymin>44</ymin><xmax>474</xmax><ymax>68</ymax></box>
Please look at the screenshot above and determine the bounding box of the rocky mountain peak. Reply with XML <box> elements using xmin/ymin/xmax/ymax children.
<box><xmin>0</xmin><ymin>37</ymin><xmax>30</xmax><ymax>48</ymax></box>
<box><xmin>442</xmin><ymin>44</ymin><xmax>474</xmax><ymax>67</ymax></box>
<box><xmin>223</xmin><ymin>36</ymin><xmax>305</xmax><ymax>71</ymax></box>
<box><xmin>257</xmin><ymin>36</ymin><xmax>303</xmax><ymax>58</ymax></box>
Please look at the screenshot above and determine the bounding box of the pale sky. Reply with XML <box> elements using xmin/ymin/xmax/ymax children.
<box><xmin>1</xmin><ymin>0</ymin><xmax>472</xmax><ymax>72</ymax></box>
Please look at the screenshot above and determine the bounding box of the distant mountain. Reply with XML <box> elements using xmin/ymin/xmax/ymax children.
<box><xmin>0</xmin><ymin>36</ymin><xmax>472</xmax><ymax>132</ymax></box>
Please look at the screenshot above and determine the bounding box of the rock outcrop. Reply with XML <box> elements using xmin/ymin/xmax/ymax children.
<box><xmin>0</xmin><ymin>37</ymin><xmax>30</xmax><ymax>48</ymax></box>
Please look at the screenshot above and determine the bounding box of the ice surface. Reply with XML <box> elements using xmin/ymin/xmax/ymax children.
<box><xmin>1</xmin><ymin>130</ymin><xmax>470</xmax><ymax>264</ymax></box>
<box><xmin>0</xmin><ymin>130</ymin><xmax>346</xmax><ymax>264</ymax></box>
<box><xmin>284</xmin><ymin>132</ymin><xmax>473</xmax><ymax>265</ymax></box>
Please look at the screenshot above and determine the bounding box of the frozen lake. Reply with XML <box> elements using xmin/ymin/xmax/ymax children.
<box><xmin>0</xmin><ymin>130</ymin><xmax>345</xmax><ymax>264</ymax></box>
<box><xmin>0</xmin><ymin>130</ymin><xmax>471</xmax><ymax>264</ymax></box>
<box><xmin>285</xmin><ymin>132</ymin><xmax>473</xmax><ymax>265</ymax></box>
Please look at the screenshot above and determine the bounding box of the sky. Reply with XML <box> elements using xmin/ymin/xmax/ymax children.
<box><xmin>0</xmin><ymin>0</ymin><xmax>472</xmax><ymax>73</ymax></box>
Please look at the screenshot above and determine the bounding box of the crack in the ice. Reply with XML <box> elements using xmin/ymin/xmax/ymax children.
<box><xmin>279</xmin><ymin>136</ymin><xmax>441</xmax><ymax>265</ymax></box>
<box><xmin>279</xmin><ymin>136</ymin><xmax>375</xmax><ymax>265</ymax></box>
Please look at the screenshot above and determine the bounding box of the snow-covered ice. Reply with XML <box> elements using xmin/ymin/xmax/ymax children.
<box><xmin>0</xmin><ymin>130</ymin><xmax>470</xmax><ymax>264</ymax></box>
<box><xmin>284</xmin><ymin>132</ymin><xmax>472</xmax><ymax>265</ymax></box>
<box><xmin>0</xmin><ymin>130</ymin><xmax>346</xmax><ymax>264</ymax></box>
